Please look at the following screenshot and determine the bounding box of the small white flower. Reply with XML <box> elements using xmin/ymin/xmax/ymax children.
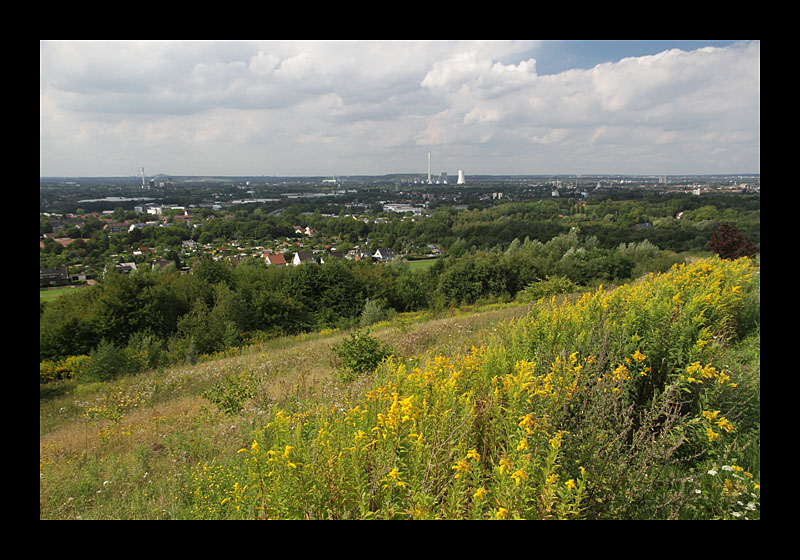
<box><xmin>707</xmin><ymin>469</ymin><xmax>717</xmax><ymax>476</ymax></box>
<box><xmin>103</xmin><ymin>480</ymin><xmax>111</xmax><ymax>485</ymax></box>
<box><xmin>746</xmin><ymin>503</ymin><xmax>756</xmax><ymax>511</ymax></box>
<box><xmin>694</xmin><ymin>489</ymin><xmax>702</xmax><ymax>494</ymax></box>
<box><xmin>731</xmin><ymin>511</ymin><xmax>741</xmax><ymax>518</ymax></box>
<box><xmin>722</xmin><ymin>465</ymin><xmax>733</xmax><ymax>471</ymax></box>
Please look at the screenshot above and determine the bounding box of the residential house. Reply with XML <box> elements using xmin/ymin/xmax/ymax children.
<box><xmin>104</xmin><ymin>222</ymin><xmax>129</xmax><ymax>234</ymax></box>
<box><xmin>40</xmin><ymin>266</ymin><xmax>70</xmax><ymax>288</ymax></box>
<box><xmin>319</xmin><ymin>251</ymin><xmax>344</xmax><ymax>264</ymax></box>
<box><xmin>116</xmin><ymin>262</ymin><xmax>137</xmax><ymax>274</ymax></box>
<box><xmin>264</xmin><ymin>253</ymin><xmax>288</xmax><ymax>266</ymax></box>
<box><xmin>373</xmin><ymin>248</ymin><xmax>398</xmax><ymax>262</ymax></box>
<box><xmin>292</xmin><ymin>251</ymin><xmax>317</xmax><ymax>266</ymax></box>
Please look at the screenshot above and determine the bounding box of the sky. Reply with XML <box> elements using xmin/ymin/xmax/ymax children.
<box><xmin>40</xmin><ymin>40</ymin><xmax>760</xmax><ymax>178</ymax></box>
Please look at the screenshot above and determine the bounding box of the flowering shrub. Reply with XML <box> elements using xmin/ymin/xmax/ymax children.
<box><xmin>39</xmin><ymin>355</ymin><xmax>92</xmax><ymax>383</ymax></box>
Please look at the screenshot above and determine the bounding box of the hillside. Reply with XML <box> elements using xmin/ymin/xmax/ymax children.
<box><xmin>40</xmin><ymin>257</ymin><xmax>760</xmax><ymax>520</ymax></box>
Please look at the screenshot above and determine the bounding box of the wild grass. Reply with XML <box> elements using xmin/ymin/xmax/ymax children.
<box><xmin>40</xmin><ymin>257</ymin><xmax>759</xmax><ymax>519</ymax></box>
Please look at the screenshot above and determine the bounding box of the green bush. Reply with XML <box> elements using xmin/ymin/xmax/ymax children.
<box><xmin>80</xmin><ymin>339</ymin><xmax>130</xmax><ymax>382</ymax></box>
<box><xmin>517</xmin><ymin>275</ymin><xmax>578</xmax><ymax>302</ymax></box>
<box><xmin>202</xmin><ymin>371</ymin><xmax>256</xmax><ymax>415</ymax></box>
<box><xmin>332</xmin><ymin>329</ymin><xmax>393</xmax><ymax>382</ymax></box>
<box><xmin>360</xmin><ymin>298</ymin><xmax>388</xmax><ymax>328</ymax></box>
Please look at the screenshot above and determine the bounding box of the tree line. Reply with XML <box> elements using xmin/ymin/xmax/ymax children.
<box><xmin>40</xmin><ymin>225</ymin><xmax>697</xmax><ymax>377</ymax></box>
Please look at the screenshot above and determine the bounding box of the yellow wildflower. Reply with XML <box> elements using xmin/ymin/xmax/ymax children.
<box><xmin>716</xmin><ymin>416</ymin><xmax>736</xmax><ymax>433</ymax></box>
<box><xmin>452</xmin><ymin>459</ymin><xmax>470</xmax><ymax>477</ymax></box>
<box><xmin>516</xmin><ymin>439</ymin><xmax>529</xmax><ymax>452</ymax></box>
<box><xmin>518</xmin><ymin>413</ymin><xmax>536</xmax><ymax>433</ymax></box>
<box><xmin>498</xmin><ymin>456</ymin><xmax>512</xmax><ymax>475</ymax></box>
<box><xmin>511</xmin><ymin>469</ymin><xmax>528</xmax><ymax>485</ymax></box>
<box><xmin>473</xmin><ymin>487</ymin><xmax>487</xmax><ymax>500</ymax></box>
<box><xmin>565</xmin><ymin>479</ymin><xmax>576</xmax><ymax>490</ymax></box>
<box><xmin>632</xmin><ymin>349</ymin><xmax>646</xmax><ymax>363</ymax></box>
<box><xmin>496</xmin><ymin>508</ymin><xmax>509</xmax><ymax>520</ymax></box>
<box><xmin>466</xmin><ymin>448</ymin><xmax>481</xmax><ymax>461</ymax></box>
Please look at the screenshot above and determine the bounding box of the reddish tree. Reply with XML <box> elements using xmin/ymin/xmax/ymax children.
<box><xmin>709</xmin><ymin>222</ymin><xmax>758</xmax><ymax>260</ymax></box>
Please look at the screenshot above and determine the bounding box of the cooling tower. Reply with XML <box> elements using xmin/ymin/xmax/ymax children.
<box><xmin>457</xmin><ymin>170</ymin><xmax>465</xmax><ymax>185</ymax></box>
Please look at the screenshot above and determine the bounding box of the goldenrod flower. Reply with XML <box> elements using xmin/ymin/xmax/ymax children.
<box><xmin>498</xmin><ymin>456</ymin><xmax>512</xmax><ymax>474</ymax></box>
<box><xmin>452</xmin><ymin>459</ymin><xmax>470</xmax><ymax>477</ymax></box>
<box><xmin>511</xmin><ymin>469</ymin><xmax>528</xmax><ymax>485</ymax></box>
<box><xmin>518</xmin><ymin>413</ymin><xmax>536</xmax><ymax>433</ymax></box>
<box><xmin>473</xmin><ymin>487</ymin><xmax>487</xmax><ymax>500</ymax></box>
<box><xmin>716</xmin><ymin>416</ymin><xmax>736</xmax><ymax>433</ymax></box>
<box><xmin>496</xmin><ymin>508</ymin><xmax>509</xmax><ymax>520</ymax></box>
<box><xmin>516</xmin><ymin>439</ymin><xmax>529</xmax><ymax>452</ymax></box>
<box><xmin>466</xmin><ymin>448</ymin><xmax>480</xmax><ymax>461</ymax></box>
<box><xmin>564</xmin><ymin>479</ymin><xmax>576</xmax><ymax>490</ymax></box>
<box><xmin>632</xmin><ymin>349</ymin><xmax>646</xmax><ymax>363</ymax></box>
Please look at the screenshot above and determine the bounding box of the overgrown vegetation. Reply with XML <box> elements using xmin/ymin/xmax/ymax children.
<box><xmin>40</xmin><ymin>256</ymin><xmax>759</xmax><ymax>519</ymax></box>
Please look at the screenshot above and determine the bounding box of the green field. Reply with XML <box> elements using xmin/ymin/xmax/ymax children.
<box><xmin>40</xmin><ymin>285</ymin><xmax>91</xmax><ymax>303</ymax></box>
<box><xmin>405</xmin><ymin>258</ymin><xmax>438</xmax><ymax>272</ymax></box>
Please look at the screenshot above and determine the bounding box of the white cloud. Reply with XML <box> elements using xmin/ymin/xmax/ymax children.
<box><xmin>40</xmin><ymin>40</ymin><xmax>759</xmax><ymax>176</ymax></box>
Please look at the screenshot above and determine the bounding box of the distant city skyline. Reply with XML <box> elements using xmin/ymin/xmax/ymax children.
<box><xmin>41</xmin><ymin>40</ymin><xmax>759</xmax><ymax>178</ymax></box>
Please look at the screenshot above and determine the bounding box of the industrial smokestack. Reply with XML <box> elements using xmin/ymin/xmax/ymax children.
<box><xmin>428</xmin><ymin>151</ymin><xmax>431</xmax><ymax>184</ymax></box>
<box><xmin>457</xmin><ymin>170</ymin><xmax>465</xmax><ymax>185</ymax></box>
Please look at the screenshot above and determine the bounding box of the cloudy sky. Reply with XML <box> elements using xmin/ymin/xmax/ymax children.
<box><xmin>40</xmin><ymin>40</ymin><xmax>759</xmax><ymax>178</ymax></box>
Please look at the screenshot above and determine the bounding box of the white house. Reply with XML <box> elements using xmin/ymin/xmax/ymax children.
<box><xmin>373</xmin><ymin>248</ymin><xmax>398</xmax><ymax>262</ymax></box>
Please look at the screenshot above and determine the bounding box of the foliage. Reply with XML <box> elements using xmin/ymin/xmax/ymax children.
<box><xmin>39</xmin><ymin>191</ymin><xmax>759</xmax><ymax>381</ymax></box>
<box><xmin>81</xmin><ymin>339</ymin><xmax>131</xmax><ymax>382</ymax></box>
<box><xmin>709</xmin><ymin>222</ymin><xmax>758</xmax><ymax>260</ymax></box>
<box><xmin>40</xmin><ymin>256</ymin><xmax>759</xmax><ymax>519</ymax></box>
<box><xmin>186</xmin><ymin>256</ymin><xmax>758</xmax><ymax>519</ymax></box>
<box><xmin>40</xmin><ymin>355</ymin><xmax>92</xmax><ymax>383</ymax></box>
<box><xmin>332</xmin><ymin>329</ymin><xmax>393</xmax><ymax>382</ymax></box>
<box><xmin>202</xmin><ymin>371</ymin><xmax>257</xmax><ymax>415</ymax></box>
<box><xmin>517</xmin><ymin>275</ymin><xmax>577</xmax><ymax>302</ymax></box>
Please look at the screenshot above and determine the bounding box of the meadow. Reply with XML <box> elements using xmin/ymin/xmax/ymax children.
<box><xmin>39</xmin><ymin>256</ymin><xmax>759</xmax><ymax>519</ymax></box>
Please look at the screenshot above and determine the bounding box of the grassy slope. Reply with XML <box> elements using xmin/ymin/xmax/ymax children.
<box><xmin>40</xmin><ymin>303</ymin><xmax>530</xmax><ymax>519</ymax></box>
<box><xmin>40</xmin><ymin>257</ymin><xmax>760</xmax><ymax>520</ymax></box>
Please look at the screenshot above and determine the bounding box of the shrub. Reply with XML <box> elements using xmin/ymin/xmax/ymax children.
<box><xmin>360</xmin><ymin>298</ymin><xmax>388</xmax><ymax>328</ymax></box>
<box><xmin>203</xmin><ymin>371</ymin><xmax>256</xmax><ymax>415</ymax></box>
<box><xmin>517</xmin><ymin>275</ymin><xmax>577</xmax><ymax>302</ymax></box>
<box><xmin>80</xmin><ymin>339</ymin><xmax>130</xmax><ymax>382</ymax></box>
<box><xmin>39</xmin><ymin>355</ymin><xmax>92</xmax><ymax>383</ymax></box>
<box><xmin>709</xmin><ymin>222</ymin><xmax>758</xmax><ymax>260</ymax></box>
<box><xmin>332</xmin><ymin>329</ymin><xmax>393</xmax><ymax>382</ymax></box>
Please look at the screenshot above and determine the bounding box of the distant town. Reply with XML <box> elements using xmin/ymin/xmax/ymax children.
<box><xmin>40</xmin><ymin>173</ymin><xmax>760</xmax><ymax>289</ymax></box>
